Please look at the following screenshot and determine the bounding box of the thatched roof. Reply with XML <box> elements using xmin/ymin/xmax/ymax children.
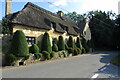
<box><xmin>7</xmin><ymin>2</ymin><xmax>80</xmax><ymax>36</ymax></box>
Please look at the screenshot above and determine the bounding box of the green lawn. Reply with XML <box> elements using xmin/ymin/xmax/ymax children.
<box><xmin>111</xmin><ymin>55</ymin><xmax>120</xmax><ymax>66</ymax></box>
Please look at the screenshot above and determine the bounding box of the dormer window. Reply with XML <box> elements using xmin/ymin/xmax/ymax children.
<box><xmin>59</xmin><ymin>24</ymin><xmax>68</xmax><ymax>31</ymax></box>
<box><xmin>51</xmin><ymin>22</ymin><xmax>56</xmax><ymax>28</ymax></box>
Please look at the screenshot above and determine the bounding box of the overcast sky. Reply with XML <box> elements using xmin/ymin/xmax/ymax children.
<box><xmin>0</xmin><ymin>0</ymin><xmax>119</xmax><ymax>20</ymax></box>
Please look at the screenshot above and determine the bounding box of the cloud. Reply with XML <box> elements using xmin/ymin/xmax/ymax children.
<box><xmin>49</xmin><ymin>0</ymin><xmax>67</xmax><ymax>7</ymax></box>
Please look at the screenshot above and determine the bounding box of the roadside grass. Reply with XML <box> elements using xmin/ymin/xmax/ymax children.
<box><xmin>111</xmin><ymin>55</ymin><xmax>120</xmax><ymax>66</ymax></box>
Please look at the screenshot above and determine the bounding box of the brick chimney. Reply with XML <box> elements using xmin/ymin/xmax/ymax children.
<box><xmin>57</xmin><ymin>11</ymin><xmax>64</xmax><ymax>17</ymax></box>
<box><xmin>5</xmin><ymin>0</ymin><xmax>12</xmax><ymax>15</ymax></box>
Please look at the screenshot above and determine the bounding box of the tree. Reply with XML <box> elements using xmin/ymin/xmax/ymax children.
<box><xmin>1</xmin><ymin>17</ymin><xmax>11</xmax><ymax>34</ymax></box>
<box><xmin>67</xmin><ymin>36</ymin><xmax>74</xmax><ymax>48</ymax></box>
<box><xmin>58</xmin><ymin>36</ymin><xmax>65</xmax><ymax>51</ymax></box>
<box><xmin>10</xmin><ymin>30</ymin><xmax>29</xmax><ymax>57</ymax></box>
<box><xmin>41</xmin><ymin>32</ymin><xmax>52</xmax><ymax>53</ymax></box>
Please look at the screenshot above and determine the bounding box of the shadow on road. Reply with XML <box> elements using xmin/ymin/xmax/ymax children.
<box><xmin>93</xmin><ymin>51</ymin><xmax>120</xmax><ymax>78</ymax></box>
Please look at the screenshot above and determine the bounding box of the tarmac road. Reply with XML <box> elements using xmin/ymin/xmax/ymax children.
<box><xmin>2</xmin><ymin>51</ymin><xmax>120</xmax><ymax>78</ymax></box>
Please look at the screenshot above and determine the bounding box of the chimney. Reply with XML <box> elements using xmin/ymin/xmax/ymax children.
<box><xmin>57</xmin><ymin>11</ymin><xmax>64</xmax><ymax>17</ymax></box>
<box><xmin>5</xmin><ymin>0</ymin><xmax>12</xmax><ymax>15</ymax></box>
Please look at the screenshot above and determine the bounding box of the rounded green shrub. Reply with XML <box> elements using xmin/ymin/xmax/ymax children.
<box><xmin>29</xmin><ymin>44</ymin><xmax>40</xmax><ymax>53</ymax></box>
<box><xmin>42</xmin><ymin>51</ymin><xmax>50</xmax><ymax>60</ymax></box>
<box><xmin>58</xmin><ymin>36</ymin><xmax>65</xmax><ymax>51</ymax></box>
<box><xmin>52</xmin><ymin>43</ymin><xmax>58</xmax><ymax>52</ymax></box>
<box><xmin>41</xmin><ymin>32</ymin><xmax>52</xmax><ymax>53</ymax></box>
<box><xmin>82</xmin><ymin>47</ymin><xmax>86</xmax><ymax>54</ymax></box>
<box><xmin>77</xmin><ymin>48</ymin><xmax>82</xmax><ymax>54</ymax></box>
<box><xmin>5</xmin><ymin>53</ymin><xmax>17</xmax><ymax>65</ymax></box>
<box><xmin>67</xmin><ymin>36</ymin><xmax>74</xmax><ymax>48</ymax></box>
<box><xmin>10</xmin><ymin>30</ymin><xmax>29</xmax><ymax>57</ymax></box>
<box><xmin>65</xmin><ymin>44</ymin><xmax>68</xmax><ymax>50</ymax></box>
<box><xmin>34</xmin><ymin>53</ymin><xmax>42</xmax><ymax>59</ymax></box>
<box><xmin>76</xmin><ymin>37</ymin><xmax>82</xmax><ymax>49</ymax></box>
<box><xmin>50</xmin><ymin>51</ymin><xmax>55</xmax><ymax>58</ymax></box>
<box><xmin>73</xmin><ymin>49</ymin><xmax>78</xmax><ymax>55</ymax></box>
<box><xmin>68</xmin><ymin>48</ymin><xmax>74</xmax><ymax>54</ymax></box>
<box><xmin>63</xmin><ymin>51</ymin><xmax>68</xmax><ymax>57</ymax></box>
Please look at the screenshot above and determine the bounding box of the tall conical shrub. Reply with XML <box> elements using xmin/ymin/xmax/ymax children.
<box><xmin>52</xmin><ymin>43</ymin><xmax>58</xmax><ymax>52</ymax></box>
<box><xmin>10</xmin><ymin>30</ymin><xmax>29</xmax><ymax>57</ymax></box>
<box><xmin>76</xmin><ymin>37</ymin><xmax>82</xmax><ymax>49</ymax></box>
<box><xmin>41</xmin><ymin>32</ymin><xmax>52</xmax><ymax>53</ymax></box>
<box><xmin>67</xmin><ymin>36</ymin><xmax>74</xmax><ymax>48</ymax></box>
<box><xmin>58</xmin><ymin>36</ymin><xmax>65</xmax><ymax>51</ymax></box>
<box><xmin>81</xmin><ymin>37</ymin><xmax>89</xmax><ymax>52</ymax></box>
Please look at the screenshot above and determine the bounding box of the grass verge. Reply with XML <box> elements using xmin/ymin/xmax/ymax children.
<box><xmin>111</xmin><ymin>55</ymin><xmax>120</xmax><ymax>66</ymax></box>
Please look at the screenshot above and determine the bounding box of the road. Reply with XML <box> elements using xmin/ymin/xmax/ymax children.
<box><xmin>2</xmin><ymin>51</ymin><xmax>120</xmax><ymax>78</ymax></box>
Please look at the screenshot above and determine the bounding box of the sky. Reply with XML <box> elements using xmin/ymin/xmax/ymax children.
<box><xmin>0</xmin><ymin>0</ymin><xmax>120</xmax><ymax>20</ymax></box>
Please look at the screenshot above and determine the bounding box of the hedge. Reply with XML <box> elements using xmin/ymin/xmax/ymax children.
<box><xmin>5</xmin><ymin>53</ymin><xmax>17</xmax><ymax>65</ymax></box>
<box><xmin>10</xmin><ymin>30</ymin><xmax>29</xmax><ymax>57</ymax></box>
<box><xmin>50</xmin><ymin>51</ymin><xmax>55</xmax><ymax>58</ymax></box>
<box><xmin>41</xmin><ymin>32</ymin><xmax>52</xmax><ymax>53</ymax></box>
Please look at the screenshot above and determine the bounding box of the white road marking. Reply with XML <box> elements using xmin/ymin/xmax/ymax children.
<box><xmin>91</xmin><ymin>74</ymin><xmax>99</xmax><ymax>78</ymax></box>
<box><xmin>107</xmin><ymin>63</ymin><xmax>110</xmax><ymax>66</ymax></box>
<box><xmin>100</xmin><ymin>67</ymin><xmax>106</xmax><ymax>71</ymax></box>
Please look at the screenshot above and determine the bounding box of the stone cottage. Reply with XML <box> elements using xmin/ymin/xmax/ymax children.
<box><xmin>6</xmin><ymin>2</ymin><xmax>81</xmax><ymax>46</ymax></box>
<box><xmin>78</xmin><ymin>18</ymin><xmax>91</xmax><ymax>41</ymax></box>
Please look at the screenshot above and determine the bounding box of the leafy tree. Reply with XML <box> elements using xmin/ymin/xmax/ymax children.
<box><xmin>41</xmin><ymin>32</ymin><xmax>52</xmax><ymax>53</ymax></box>
<box><xmin>10</xmin><ymin>30</ymin><xmax>29</xmax><ymax>57</ymax></box>
<box><xmin>1</xmin><ymin>17</ymin><xmax>11</xmax><ymax>34</ymax></box>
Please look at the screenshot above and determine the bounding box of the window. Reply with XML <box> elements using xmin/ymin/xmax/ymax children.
<box><xmin>84</xmin><ymin>31</ymin><xmax>86</xmax><ymax>35</ymax></box>
<box><xmin>59</xmin><ymin>24</ymin><xmax>68</xmax><ymax>31</ymax></box>
<box><xmin>51</xmin><ymin>22</ymin><xmax>56</xmax><ymax>28</ymax></box>
<box><xmin>26</xmin><ymin>36</ymin><xmax>36</xmax><ymax>45</ymax></box>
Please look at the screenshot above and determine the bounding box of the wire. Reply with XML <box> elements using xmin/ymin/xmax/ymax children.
<box><xmin>44</xmin><ymin>0</ymin><xmax>115</xmax><ymax>27</ymax></box>
<box><xmin>45</xmin><ymin>1</ymin><xmax>69</xmax><ymax>13</ymax></box>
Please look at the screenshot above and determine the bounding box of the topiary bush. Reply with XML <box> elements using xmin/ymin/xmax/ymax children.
<box><xmin>65</xmin><ymin>44</ymin><xmax>68</xmax><ymax>50</ymax></box>
<box><xmin>58</xmin><ymin>36</ymin><xmax>65</xmax><ymax>51</ymax></box>
<box><xmin>77</xmin><ymin>48</ymin><xmax>82</xmax><ymax>54</ymax></box>
<box><xmin>10</xmin><ymin>30</ymin><xmax>29</xmax><ymax>57</ymax></box>
<box><xmin>68</xmin><ymin>48</ymin><xmax>74</xmax><ymax>54</ymax></box>
<box><xmin>81</xmin><ymin>37</ymin><xmax>89</xmax><ymax>53</ymax></box>
<box><xmin>52</xmin><ymin>43</ymin><xmax>58</xmax><ymax>52</ymax></box>
<box><xmin>82</xmin><ymin>47</ymin><xmax>86</xmax><ymax>54</ymax></box>
<box><xmin>42</xmin><ymin>51</ymin><xmax>50</xmax><ymax>60</ymax></box>
<box><xmin>29</xmin><ymin>44</ymin><xmax>40</xmax><ymax>53</ymax></box>
<box><xmin>34</xmin><ymin>53</ymin><xmax>42</xmax><ymax>59</ymax></box>
<box><xmin>50</xmin><ymin>51</ymin><xmax>55</xmax><ymax>58</ymax></box>
<box><xmin>67</xmin><ymin>36</ymin><xmax>74</xmax><ymax>48</ymax></box>
<box><xmin>76</xmin><ymin>37</ymin><xmax>82</xmax><ymax>49</ymax></box>
<box><xmin>5</xmin><ymin>53</ymin><xmax>17</xmax><ymax>65</ymax></box>
<box><xmin>41</xmin><ymin>32</ymin><xmax>52</xmax><ymax>53</ymax></box>
<box><xmin>73</xmin><ymin>49</ymin><xmax>78</xmax><ymax>56</ymax></box>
